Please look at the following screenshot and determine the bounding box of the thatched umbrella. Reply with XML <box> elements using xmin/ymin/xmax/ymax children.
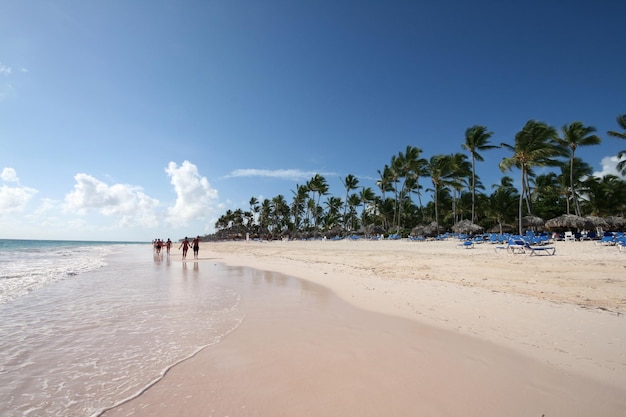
<box><xmin>583</xmin><ymin>216</ymin><xmax>608</xmax><ymax>230</ymax></box>
<box><xmin>545</xmin><ymin>214</ymin><xmax>586</xmax><ymax>231</ymax></box>
<box><xmin>452</xmin><ymin>219</ymin><xmax>484</xmax><ymax>234</ymax></box>
<box><xmin>604</xmin><ymin>216</ymin><xmax>625</xmax><ymax>231</ymax></box>
<box><xmin>324</xmin><ymin>225</ymin><xmax>344</xmax><ymax>238</ymax></box>
<box><xmin>487</xmin><ymin>223</ymin><xmax>515</xmax><ymax>234</ymax></box>
<box><xmin>412</xmin><ymin>221</ymin><xmax>442</xmax><ymax>237</ymax></box>
<box><xmin>521</xmin><ymin>215</ymin><xmax>544</xmax><ymax>227</ymax></box>
<box><xmin>365</xmin><ymin>224</ymin><xmax>386</xmax><ymax>236</ymax></box>
<box><xmin>410</xmin><ymin>225</ymin><xmax>427</xmax><ymax>236</ymax></box>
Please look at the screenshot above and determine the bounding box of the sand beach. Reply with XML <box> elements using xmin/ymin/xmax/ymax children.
<box><xmin>102</xmin><ymin>238</ymin><xmax>626</xmax><ymax>417</ymax></box>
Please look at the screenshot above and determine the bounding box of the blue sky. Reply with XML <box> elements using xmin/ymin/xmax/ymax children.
<box><xmin>1</xmin><ymin>0</ymin><xmax>624</xmax><ymax>241</ymax></box>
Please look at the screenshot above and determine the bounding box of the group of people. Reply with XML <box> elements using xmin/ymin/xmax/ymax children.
<box><xmin>152</xmin><ymin>236</ymin><xmax>201</xmax><ymax>260</ymax></box>
<box><xmin>152</xmin><ymin>238</ymin><xmax>172</xmax><ymax>255</ymax></box>
<box><xmin>178</xmin><ymin>236</ymin><xmax>201</xmax><ymax>259</ymax></box>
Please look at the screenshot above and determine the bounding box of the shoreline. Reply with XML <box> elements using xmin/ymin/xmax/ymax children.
<box><xmin>103</xmin><ymin>239</ymin><xmax>626</xmax><ymax>416</ymax></box>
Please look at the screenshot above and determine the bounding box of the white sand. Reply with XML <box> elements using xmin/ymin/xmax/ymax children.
<box><xmin>206</xmin><ymin>238</ymin><xmax>626</xmax><ymax>388</ymax></box>
<box><xmin>102</xmin><ymin>238</ymin><xmax>626</xmax><ymax>417</ymax></box>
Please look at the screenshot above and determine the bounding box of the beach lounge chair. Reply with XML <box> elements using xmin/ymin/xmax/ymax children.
<box><xmin>457</xmin><ymin>240</ymin><xmax>474</xmax><ymax>249</ymax></box>
<box><xmin>595</xmin><ymin>235</ymin><xmax>616</xmax><ymax>246</ymax></box>
<box><xmin>523</xmin><ymin>242</ymin><xmax>556</xmax><ymax>256</ymax></box>
<box><xmin>564</xmin><ymin>231</ymin><xmax>575</xmax><ymax>241</ymax></box>
<box><xmin>506</xmin><ymin>238</ymin><xmax>527</xmax><ymax>254</ymax></box>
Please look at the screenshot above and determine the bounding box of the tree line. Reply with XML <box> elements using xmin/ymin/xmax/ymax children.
<box><xmin>212</xmin><ymin>115</ymin><xmax>626</xmax><ymax>240</ymax></box>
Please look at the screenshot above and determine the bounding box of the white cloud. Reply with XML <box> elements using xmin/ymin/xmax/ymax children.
<box><xmin>593</xmin><ymin>155</ymin><xmax>626</xmax><ymax>179</ymax></box>
<box><xmin>64</xmin><ymin>173</ymin><xmax>160</xmax><ymax>227</ymax></box>
<box><xmin>0</xmin><ymin>168</ymin><xmax>38</xmax><ymax>213</ymax></box>
<box><xmin>165</xmin><ymin>161</ymin><xmax>219</xmax><ymax>227</ymax></box>
<box><xmin>1</xmin><ymin>167</ymin><xmax>19</xmax><ymax>182</ymax></box>
<box><xmin>0</xmin><ymin>185</ymin><xmax>38</xmax><ymax>213</ymax></box>
<box><xmin>225</xmin><ymin>168</ymin><xmax>335</xmax><ymax>181</ymax></box>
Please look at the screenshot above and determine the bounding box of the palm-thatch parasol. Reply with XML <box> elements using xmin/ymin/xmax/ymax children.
<box><xmin>424</xmin><ymin>221</ymin><xmax>443</xmax><ymax>237</ymax></box>
<box><xmin>452</xmin><ymin>219</ymin><xmax>484</xmax><ymax>234</ymax></box>
<box><xmin>545</xmin><ymin>214</ymin><xmax>586</xmax><ymax>231</ymax></box>
<box><xmin>487</xmin><ymin>223</ymin><xmax>515</xmax><ymax>234</ymax></box>
<box><xmin>521</xmin><ymin>215</ymin><xmax>544</xmax><ymax>227</ymax></box>
<box><xmin>324</xmin><ymin>225</ymin><xmax>344</xmax><ymax>238</ymax></box>
<box><xmin>583</xmin><ymin>216</ymin><xmax>608</xmax><ymax>231</ymax></box>
<box><xmin>410</xmin><ymin>225</ymin><xmax>426</xmax><ymax>236</ymax></box>
<box><xmin>361</xmin><ymin>224</ymin><xmax>386</xmax><ymax>236</ymax></box>
<box><xmin>411</xmin><ymin>221</ymin><xmax>441</xmax><ymax>237</ymax></box>
<box><xmin>604</xmin><ymin>216</ymin><xmax>625</xmax><ymax>231</ymax></box>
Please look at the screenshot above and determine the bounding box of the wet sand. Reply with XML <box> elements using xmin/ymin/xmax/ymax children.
<box><xmin>104</xmin><ymin>239</ymin><xmax>626</xmax><ymax>416</ymax></box>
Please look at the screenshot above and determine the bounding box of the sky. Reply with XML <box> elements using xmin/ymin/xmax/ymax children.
<box><xmin>1</xmin><ymin>0</ymin><xmax>625</xmax><ymax>241</ymax></box>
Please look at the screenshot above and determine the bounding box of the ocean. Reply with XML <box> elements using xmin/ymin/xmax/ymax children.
<box><xmin>0</xmin><ymin>240</ymin><xmax>245</xmax><ymax>417</ymax></box>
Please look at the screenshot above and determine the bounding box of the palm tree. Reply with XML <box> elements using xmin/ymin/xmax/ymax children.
<box><xmin>486</xmin><ymin>185</ymin><xmax>518</xmax><ymax>234</ymax></box>
<box><xmin>359</xmin><ymin>187</ymin><xmax>377</xmax><ymax>231</ymax></box>
<box><xmin>375</xmin><ymin>166</ymin><xmax>394</xmax><ymax>200</ymax></box>
<box><xmin>559</xmin><ymin>157</ymin><xmax>593</xmax><ymax>215</ymax></box>
<box><xmin>347</xmin><ymin>193</ymin><xmax>362</xmax><ymax>231</ymax></box>
<box><xmin>396</xmin><ymin>145</ymin><xmax>427</xmax><ymax>231</ymax></box>
<box><xmin>324</xmin><ymin>196</ymin><xmax>343</xmax><ymax>231</ymax></box>
<box><xmin>556</xmin><ymin>121</ymin><xmax>601</xmax><ymax>216</ymax></box>
<box><xmin>607</xmin><ymin>114</ymin><xmax>626</xmax><ymax>175</ymax></box>
<box><xmin>449</xmin><ymin>153</ymin><xmax>472</xmax><ymax>224</ymax></box>
<box><xmin>462</xmin><ymin>125</ymin><xmax>498</xmax><ymax>223</ymax></box>
<box><xmin>341</xmin><ymin>174</ymin><xmax>359</xmax><ymax>232</ymax></box>
<box><xmin>271</xmin><ymin>195</ymin><xmax>289</xmax><ymax>235</ymax></box>
<box><xmin>532</xmin><ymin>172</ymin><xmax>568</xmax><ymax>220</ymax></box>
<box><xmin>582</xmin><ymin>174</ymin><xmax>626</xmax><ymax>216</ymax></box>
<box><xmin>388</xmin><ymin>155</ymin><xmax>402</xmax><ymax>229</ymax></box>
<box><xmin>499</xmin><ymin>120</ymin><xmax>566</xmax><ymax>235</ymax></box>
<box><xmin>248</xmin><ymin>197</ymin><xmax>259</xmax><ymax>233</ymax></box>
<box><xmin>259</xmin><ymin>199</ymin><xmax>272</xmax><ymax>239</ymax></box>
<box><xmin>427</xmin><ymin>154</ymin><xmax>456</xmax><ymax>234</ymax></box>
<box><xmin>307</xmin><ymin>174</ymin><xmax>329</xmax><ymax>234</ymax></box>
<box><xmin>290</xmin><ymin>184</ymin><xmax>308</xmax><ymax>233</ymax></box>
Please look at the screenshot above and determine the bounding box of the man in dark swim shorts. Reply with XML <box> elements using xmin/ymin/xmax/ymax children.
<box><xmin>192</xmin><ymin>236</ymin><xmax>200</xmax><ymax>259</ymax></box>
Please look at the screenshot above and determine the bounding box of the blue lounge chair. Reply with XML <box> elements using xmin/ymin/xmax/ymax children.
<box><xmin>596</xmin><ymin>235</ymin><xmax>616</xmax><ymax>246</ymax></box>
<box><xmin>507</xmin><ymin>238</ymin><xmax>527</xmax><ymax>254</ymax></box>
<box><xmin>457</xmin><ymin>240</ymin><xmax>474</xmax><ymax>249</ymax></box>
<box><xmin>524</xmin><ymin>242</ymin><xmax>556</xmax><ymax>256</ymax></box>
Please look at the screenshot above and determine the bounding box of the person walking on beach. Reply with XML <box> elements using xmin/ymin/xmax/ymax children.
<box><xmin>179</xmin><ymin>237</ymin><xmax>190</xmax><ymax>259</ymax></box>
<box><xmin>166</xmin><ymin>238</ymin><xmax>172</xmax><ymax>255</ymax></box>
<box><xmin>192</xmin><ymin>236</ymin><xmax>200</xmax><ymax>259</ymax></box>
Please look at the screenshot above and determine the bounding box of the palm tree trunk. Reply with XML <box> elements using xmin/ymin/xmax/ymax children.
<box><xmin>434</xmin><ymin>184</ymin><xmax>440</xmax><ymax>236</ymax></box>
<box><xmin>471</xmin><ymin>156</ymin><xmax>476</xmax><ymax>224</ymax></box>
<box><xmin>518</xmin><ymin>169</ymin><xmax>524</xmax><ymax>235</ymax></box>
<box><xmin>570</xmin><ymin>158</ymin><xmax>582</xmax><ymax>216</ymax></box>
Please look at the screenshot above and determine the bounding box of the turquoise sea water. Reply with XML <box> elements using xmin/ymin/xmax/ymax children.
<box><xmin>0</xmin><ymin>240</ymin><xmax>244</xmax><ymax>417</ymax></box>
<box><xmin>0</xmin><ymin>239</ymin><xmax>143</xmax><ymax>305</ymax></box>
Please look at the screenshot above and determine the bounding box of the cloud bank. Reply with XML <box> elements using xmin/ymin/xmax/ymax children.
<box><xmin>64</xmin><ymin>173</ymin><xmax>160</xmax><ymax>227</ymax></box>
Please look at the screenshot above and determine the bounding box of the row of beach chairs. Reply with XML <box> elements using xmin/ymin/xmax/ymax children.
<box><xmin>492</xmin><ymin>237</ymin><xmax>556</xmax><ymax>256</ymax></box>
<box><xmin>595</xmin><ymin>232</ymin><xmax>626</xmax><ymax>249</ymax></box>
